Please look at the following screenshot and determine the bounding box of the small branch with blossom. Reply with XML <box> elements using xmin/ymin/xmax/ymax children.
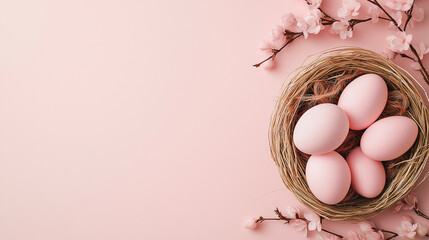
<box><xmin>246</xmin><ymin>192</ymin><xmax>429</xmax><ymax>239</ymax></box>
<box><xmin>393</xmin><ymin>192</ymin><xmax>429</xmax><ymax>221</ymax></box>
<box><xmin>254</xmin><ymin>0</ymin><xmax>429</xmax><ymax>86</ymax></box>
<box><xmin>245</xmin><ymin>206</ymin><xmax>344</xmax><ymax>239</ymax></box>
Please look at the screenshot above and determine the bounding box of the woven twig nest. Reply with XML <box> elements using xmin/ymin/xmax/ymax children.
<box><xmin>270</xmin><ymin>47</ymin><xmax>429</xmax><ymax>220</ymax></box>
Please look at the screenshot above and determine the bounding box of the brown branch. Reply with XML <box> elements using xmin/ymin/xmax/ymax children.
<box><xmin>399</xmin><ymin>53</ymin><xmax>417</xmax><ymax>61</ymax></box>
<box><xmin>254</xmin><ymin>14</ymin><xmax>375</xmax><ymax>68</ymax></box>
<box><xmin>318</xmin><ymin>8</ymin><xmax>336</xmax><ymax>20</ymax></box>
<box><xmin>253</xmin><ymin>33</ymin><xmax>303</xmax><ymax>68</ymax></box>
<box><xmin>414</xmin><ymin>204</ymin><xmax>429</xmax><ymax>220</ymax></box>
<box><xmin>256</xmin><ymin>208</ymin><xmax>344</xmax><ymax>238</ymax></box>
<box><xmin>409</xmin><ymin>45</ymin><xmax>429</xmax><ymax>86</ymax></box>
<box><xmin>404</xmin><ymin>0</ymin><xmax>415</xmax><ymax>31</ymax></box>
<box><xmin>321</xmin><ymin>228</ymin><xmax>343</xmax><ymax>238</ymax></box>
<box><xmin>254</xmin><ymin>0</ymin><xmax>429</xmax><ymax>89</ymax></box>
<box><xmin>367</xmin><ymin>0</ymin><xmax>401</xmax><ymax>31</ymax></box>
<box><xmin>350</xmin><ymin>18</ymin><xmax>372</xmax><ymax>28</ymax></box>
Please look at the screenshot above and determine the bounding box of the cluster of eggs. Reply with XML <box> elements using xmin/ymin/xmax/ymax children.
<box><xmin>293</xmin><ymin>74</ymin><xmax>419</xmax><ymax>205</ymax></box>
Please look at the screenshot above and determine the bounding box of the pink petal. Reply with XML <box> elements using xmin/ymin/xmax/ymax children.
<box><xmin>404</xmin><ymin>192</ymin><xmax>418</xmax><ymax>206</ymax></box>
<box><xmin>282</xmin><ymin>13</ymin><xmax>297</xmax><ymax>30</ymax></box>
<box><xmin>377</xmin><ymin>230</ymin><xmax>384</xmax><ymax>240</ymax></box>
<box><xmin>262</xmin><ymin>58</ymin><xmax>276</xmax><ymax>70</ymax></box>
<box><xmin>406</xmin><ymin>231</ymin><xmax>417</xmax><ymax>238</ymax></box>
<box><xmin>417</xmin><ymin>223</ymin><xmax>428</xmax><ymax>236</ymax></box>
<box><xmin>290</xmin><ymin>219</ymin><xmax>308</xmax><ymax>236</ymax></box>
<box><xmin>413</xmin><ymin>6</ymin><xmax>424</xmax><ymax>22</ymax></box>
<box><xmin>405</xmin><ymin>34</ymin><xmax>413</xmax><ymax>44</ymax></box>
<box><xmin>259</xmin><ymin>40</ymin><xmax>272</xmax><ymax>53</ymax></box>
<box><xmin>308</xmin><ymin>221</ymin><xmax>317</xmax><ymax>231</ymax></box>
<box><xmin>359</xmin><ymin>221</ymin><xmax>375</xmax><ymax>233</ymax></box>
<box><xmin>401</xmin><ymin>215</ymin><xmax>413</xmax><ymax>223</ymax></box>
<box><xmin>245</xmin><ymin>218</ymin><xmax>258</xmax><ymax>230</ymax></box>
<box><xmin>284</xmin><ymin>206</ymin><xmax>300</xmax><ymax>219</ymax></box>
<box><xmin>411</xmin><ymin>62</ymin><xmax>422</xmax><ymax>71</ymax></box>
<box><xmin>392</xmin><ymin>201</ymin><xmax>404</xmax><ymax>213</ymax></box>
<box><xmin>304</xmin><ymin>211</ymin><xmax>319</xmax><ymax>222</ymax></box>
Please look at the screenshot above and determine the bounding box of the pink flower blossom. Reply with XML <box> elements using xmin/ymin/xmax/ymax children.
<box><xmin>359</xmin><ymin>221</ymin><xmax>376</xmax><ymax>233</ymax></box>
<box><xmin>259</xmin><ymin>40</ymin><xmax>273</xmax><ymax>53</ymax></box>
<box><xmin>393</xmin><ymin>201</ymin><xmax>405</xmax><ymax>213</ymax></box>
<box><xmin>402</xmin><ymin>215</ymin><xmax>413</xmax><ymax>222</ymax></box>
<box><xmin>413</xmin><ymin>5</ymin><xmax>424</xmax><ymax>22</ymax></box>
<box><xmin>408</xmin><ymin>5</ymin><xmax>424</xmax><ymax>29</ymax></box>
<box><xmin>390</xmin><ymin>11</ymin><xmax>403</xmax><ymax>30</ymax></box>
<box><xmin>393</xmin><ymin>192</ymin><xmax>418</xmax><ymax>212</ymax></box>
<box><xmin>417</xmin><ymin>223</ymin><xmax>428</xmax><ymax>236</ymax></box>
<box><xmin>261</xmin><ymin>58</ymin><xmax>276</xmax><ymax>70</ymax></box>
<box><xmin>386</xmin><ymin>0</ymin><xmax>413</xmax><ymax>12</ymax></box>
<box><xmin>245</xmin><ymin>218</ymin><xmax>258</xmax><ymax>230</ymax></box>
<box><xmin>338</xmin><ymin>0</ymin><xmax>361</xmax><ymax>20</ymax></box>
<box><xmin>289</xmin><ymin>219</ymin><xmax>308</xmax><ymax>236</ymax></box>
<box><xmin>284</xmin><ymin>206</ymin><xmax>300</xmax><ymax>219</ymax></box>
<box><xmin>386</xmin><ymin>31</ymin><xmax>412</xmax><ymax>52</ymax></box>
<box><xmin>297</xmin><ymin>9</ymin><xmax>324</xmax><ymax>39</ymax></box>
<box><xmin>330</xmin><ymin>20</ymin><xmax>353</xmax><ymax>39</ymax></box>
<box><xmin>380</xmin><ymin>48</ymin><xmax>395</xmax><ymax>59</ymax></box>
<box><xmin>368</xmin><ymin>6</ymin><xmax>382</xmax><ymax>23</ymax></box>
<box><xmin>398</xmin><ymin>215</ymin><xmax>418</xmax><ymax>238</ymax></box>
<box><xmin>282</xmin><ymin>13</ymin><xmax>298</xmax><ymax>30</ymax></box>
<box><xmin>411</xmin><ymin>62</ymin><xmax>421</xmax><ymax>71</ymax></box>
<box><xmin>270</xmin><ymin>25</ymin><xmax>286</xmax><ymax>42</ymax></box>
<box><xmin>304</xmin><ymin>211</ymin><xmax>322</xmax><ymax>232</ymax></box>
<box><xmin>307</xmin><ymin>0</ymin><xmax>322</xmax><ymax>9</ymax></box>
<box><xmin>358</xmin><ymin>221</ymin><xmax>384</xmax><ymax>239</ymax></box>
<box><xmin>259</xmin><ymin>25</ymin><xmax>287</xmax><ymax>54</ymax></box>
<box><xmin>403</xmin><ymin>192</ymin><xmax>418</xmax><ymax>207</ymax></box>
<box><xmin>348</xmin><ymin>231</ymin><xmax>365</xmax><ymax>240</ymax></box>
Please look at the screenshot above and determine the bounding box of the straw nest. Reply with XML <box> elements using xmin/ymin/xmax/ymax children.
<box><xmin>269</xmin><ymin>47</ymin><xmax>429</xmax><ymax>220</ymax></box>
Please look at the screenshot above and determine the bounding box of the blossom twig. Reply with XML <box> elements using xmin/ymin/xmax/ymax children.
<box><xmin>253</xmin><ymin>33</ymin><xmax>303</xmax><ymax>68</ymax></box>
<box><xmin>366</xmin><ymin>0</ymin><xmax>429</xmax><ymax>85</ymax></box>
<box><xmin>255</xmin><ymin>207</ymin><xmax>344</xmax><ymax>238</ymax></box>
<box><xmin>404</xmin><ymin>1</ymin><xmax>414</xmax><ymax>31</ymax></box>
<box><xmin>393</xmin><ymin>192</ymin><xmax>429</xmax><ymax>221</ymax></box>
<box><xmin>255</xmin><ymin>0</ymin><xmax>429</xmax><ymax>87</ymax></box>
<box><xmin>415</xmin><ymin>204</ymin><xmax>429</xmax><ymax>221</ymax></box>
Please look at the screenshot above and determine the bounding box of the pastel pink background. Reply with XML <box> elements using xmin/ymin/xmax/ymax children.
<box><xmin>0</xmin><ymin>0</ymin><xmax>428</xmax><ymax>239</ymax></box>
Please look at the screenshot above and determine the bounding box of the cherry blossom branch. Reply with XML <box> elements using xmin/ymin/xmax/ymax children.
<box><xmin>254</xmin><ymin>14</ymin><xmax>374</xmax><ymax>68</ymax></box>
<box><xmin>367</xmin><ymin>0</ymin><xmax>400</xmax><ymax>28</ymax></box>
<box><xmin>253</xmin><ymin>33</ymin><xmax>303</xmax><ymax>67</ymax></box>
<box><xmin>398</xmin><ymin>53</ymin><xmax>417</xmax><ymax>61</ymax></box>
<box><xmin>349</xmin><ymin>18</ymin><xmax>372</xmax><ymax>28</ymax></box>
<box><xmin>255</xmin><ymin>208</ymin><xmax>344</xmax><ymax>238</ymax></box>
<box><xmin>394</xmin><ymin>192</ymin><xmax>429</xmax><ymax>223</ymax></box>
<box><xmin>404</xmin><ymin>1</ymin><xmax>414</xmax><ymax>31</ymax></box>
<box><xmin>366</xmin><ymin>0</ymin><xmax>429</xmax><ymax>85</ymax></box>
<box><xmin>415</xmin><ymin>204</ymin><xmax>429</xmax><ymax>221</ymax></box>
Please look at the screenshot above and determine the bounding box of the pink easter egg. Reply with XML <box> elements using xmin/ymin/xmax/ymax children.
<box><xmin>306</xmin><ymin>151</ymin><xmax>351</xmax><ymax>205</ymax></box>
<box><xmin>361</xmin><ymin>116</ymin><xmax>418</xmax><ymax>161</ymax></box>
<box><xmin>346</xmin><ymin>147</ymin><xmax>386</xmax><ymax>198</ymax></box>
<box><xmin>293</xmin><ymin>103</ymin><xmax>349</xmax><ymax>155</ymax></box>
<box><xmin>338</xmin><ymin>74</ymin><xmax>388</xmax><ymax>130</ymax></box>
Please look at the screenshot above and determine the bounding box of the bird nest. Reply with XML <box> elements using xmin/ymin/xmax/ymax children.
<box><xmin>269</xmin><ymin>47</ymin><xmax>429</xmax><ymax>220</ymax></box>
